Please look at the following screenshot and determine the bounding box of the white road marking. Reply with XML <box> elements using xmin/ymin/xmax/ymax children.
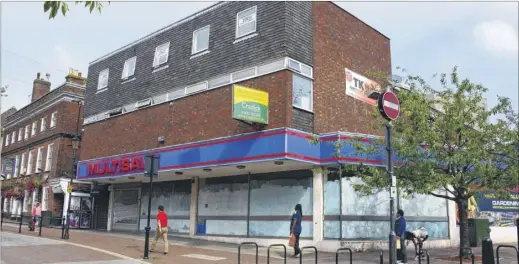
<box><xmin>181</xmin><ymin>254</ymin><xmax>226</xmax><ymax>261</ymax></box>
<box><xmin>384</xmin><ymin>100</ymin><xmax>399</xmax><ymax>110</ymax></box>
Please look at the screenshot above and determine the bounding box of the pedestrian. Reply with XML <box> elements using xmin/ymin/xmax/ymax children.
<box><xmin>395</xmin><ymin>209</ymin><xmax>408</xmax><ymax>264</ymax></box>
<box><xmin>290</xmin><ymin>204</ymin><xmax>303</xmax><ymax>257</ymax></box>
<box><xmin>149</xmin><ymin>205</ymin><xmax>169</xmax><ymax>255</ymax></box>
<box><xmin>31</xmin><ymin>202</ymin><xmax>42</xmax><ymax>231</ymax></box>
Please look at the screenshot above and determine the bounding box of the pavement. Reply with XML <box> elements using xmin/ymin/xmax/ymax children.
<box><xmin>1</xmin><ymin>223</ymin><xmax>518</xmax><ymax>264</ymax></box>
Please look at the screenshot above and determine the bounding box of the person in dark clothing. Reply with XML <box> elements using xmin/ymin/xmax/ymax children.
<box><xmin>290</xmin><ymin>204</ymin><xmax>303</xmax><ymax>257</ymax></box>
<box><xmin>395</xmin><ymin>209</ymin><xmax>408</xmax><ymax>264</ymax></box>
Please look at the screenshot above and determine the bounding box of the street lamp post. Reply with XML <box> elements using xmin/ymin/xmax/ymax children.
<box><xmin>63</xmin><ymin>135</ymin><xmax>80</xmax><ymax>239</ymax></box>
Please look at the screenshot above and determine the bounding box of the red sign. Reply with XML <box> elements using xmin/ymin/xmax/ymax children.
<box><xmin>378</xmin><ymin>91</ymin><xmax>400</xmax><ymax>121</ymax></box>
<box><xmin>87</xmin><ymin>156</ymin><xmax>145</xmax><ymax>176</ymax></box>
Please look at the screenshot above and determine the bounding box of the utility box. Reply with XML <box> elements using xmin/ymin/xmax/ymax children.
<box><xmin>41</xmin><ymin>211</ymin><xmax>53</xmax><ymax>226</ymax></box>
<box><xmin>468</xmin><ymin>218</ymin><xmax>490</xmax><ymax>247</ymax></box>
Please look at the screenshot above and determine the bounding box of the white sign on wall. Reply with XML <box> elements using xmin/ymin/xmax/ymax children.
<box><xmin>345</xmin><ymin>68</ymin><xmax>382</xmax><ymax>106</ymax></box>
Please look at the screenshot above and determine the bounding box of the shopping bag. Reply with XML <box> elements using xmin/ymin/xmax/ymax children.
<box><xmin>396</xmin><ymin>238</ymin><xmax>401</xmax><ymax>249</ymax></box>
<box><xmin>288</xmin><ymin>234</ymin><xmax>296</xmax><ymax>247</ymax></box>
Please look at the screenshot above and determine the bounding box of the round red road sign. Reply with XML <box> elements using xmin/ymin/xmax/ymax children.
<box><xmin>378</xmin><ymin>91</ymin><xmax>400</xmax><ymax>121</ymax></box>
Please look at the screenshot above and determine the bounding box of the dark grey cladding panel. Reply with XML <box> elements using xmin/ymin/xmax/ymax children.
<box><xmin>292</xmin><ymin>107</ymin><xmax>314</xmax><ymax>133</ymax></box>
<box><xmin>85</xmin><ymin>1</ymin><xmax>314</xmax><ymax>117</ymax></box>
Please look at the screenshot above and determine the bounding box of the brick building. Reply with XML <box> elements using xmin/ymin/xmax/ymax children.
<box><xmin>1</xmin><ymin>72</ymin><xmax>92</xmax><ymax>228</ymax></box>
<box><xmin>77</xmin><ymin>2</ymin><xmax>455</xmax><ymax>250</ymax></box>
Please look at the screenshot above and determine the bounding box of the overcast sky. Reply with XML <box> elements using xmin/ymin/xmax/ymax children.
<box><xmin>1</xmin><ymin>1</ymin><xmax>518</xmax><ymax>121</ymax></box>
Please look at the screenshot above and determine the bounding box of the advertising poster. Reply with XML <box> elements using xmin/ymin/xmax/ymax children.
<box><xmin>345</xmin><ymin>68</ymin><xmax>383</xmax><ymax>105</ymax></box>
<box><xmin>456</xmin><ymin>192</ymin><xmax>519</xmax><ymax>227</ymax></box>
<box><xmin>232</xmin><ymin>85</ymin><xmax>269</xmax><ymax>124</ymax></box>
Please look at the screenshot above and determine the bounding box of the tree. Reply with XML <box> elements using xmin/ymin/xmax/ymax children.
<box><xmin>316</xmin><ymin>66</ymin><xmax>518</xmax><ymax>258</ymax></box>
<box><xmin>43</xmin><ymin>1</ymin><xmax>107</xmax><ymax>19</ymax></box>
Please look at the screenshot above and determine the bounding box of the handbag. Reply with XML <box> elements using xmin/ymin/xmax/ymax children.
<box><xmin>396</xmin><ymin>238</ymin><xmax>401</xmax><ymax>249</ymax></box>
<box><xmin>288</xmin><ymin>234</ymin><xmax>296</xmax><ymax>247</ymax></box>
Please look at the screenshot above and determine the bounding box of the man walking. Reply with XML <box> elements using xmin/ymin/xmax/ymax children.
<box><xmin>149</xmin><ymin>205</ymin><xmax>169</xmax><ymax>255</ymax></box>
<box><xmin>395</xmin><ymin>209</ymin><xmax>408</xmax><ymax>264</ymax></box>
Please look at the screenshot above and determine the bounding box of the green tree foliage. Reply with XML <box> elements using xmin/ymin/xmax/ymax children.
<box><xmin>317</xmin><ymin>66</ymin><xmax>518</xmax><ymax>258</ymax></box>
<box><xmin>43</xmin><ymin>1</ymin><xmax>107</xmax><ymax>19</ymax></box>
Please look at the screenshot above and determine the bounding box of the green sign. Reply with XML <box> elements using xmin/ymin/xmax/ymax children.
<box><xmin>232</xmin><ymin>85</ymin><xmax>269</xmax><ymax>124</ymax></box>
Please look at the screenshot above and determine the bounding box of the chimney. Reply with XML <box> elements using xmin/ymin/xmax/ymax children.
<box><xmin>32</xmin><ymin>72</ymin><xmax>51</xmax><ymax>102</ymax></box>
<box><xmin>65</xmin><ymin>68</ymin><xmax>87</xmax><ymax>86</ymax></box>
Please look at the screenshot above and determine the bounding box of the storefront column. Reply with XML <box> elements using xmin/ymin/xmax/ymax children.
<box><xmin>312</xmin><ymin>169</ymin><xmax>324</xmax><ymax>243</ymax></box>
<box><xmin>189</xmin><ymin>176</ymin><xmax>199</xmax><ymax>236</ymax></box>
<box><xmin>107</xmin><ymin>184</ymin><xmax>114</xmax><ymax>231</ymax></box>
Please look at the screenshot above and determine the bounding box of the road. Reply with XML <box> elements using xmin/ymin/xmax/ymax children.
<box><xmin>0</xmin><ymin>232</ymin><xmax>143</xmax><ymax>264</ymax></box>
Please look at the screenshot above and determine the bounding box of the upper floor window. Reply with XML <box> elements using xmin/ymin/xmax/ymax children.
<box><xmin>192</xmin><ymin>25</ymin><xmax>210</xmax><ymax>54</ymax></box>
<box><xmin>24</xmin><ymin>125</ymin><xmax>30</xmax><ymax>140</ymax></box>
<box><xmin>45</xmin><ymin>143</ymin><xmax>54</xmax><ymax>171</ymax></box>
<box><xmin>27</xmin><ymin>149</ymin><xmax>34</xmax><ymax>175</ymax></box>
<box><xmin>11</xmin><ymin>131</ymin><xmax>15</xmax><ymax>144</ymax></box>
<box><xmin>14</xmin><ymin>155</ymin><xmax>20</xmax><ymax>177</ymax></box>
<box><xmin>18</xmin><ymin>128</ymin><xmax>23</xmax><ymax>141</ymax></box>
<box><xmin>20</xmin><ymin>152</ymin><xmax>26</xmax><ymax>175</ymax></box>
<box><xmin>98</xmin><ymin>69</ymin><xmax>109</xmax><ymax>90</ymax></box>
<box><xmin>31</xmin><ymin>121</ymin><xmax>37</xmax><ymax>137</ymax></box>
<box><xmin>50</xmin><ymin>112</ymin><xmax>58</xmax><ymax>128</ymax></box>
<box><xmin>4</xmin><ymin>134</ymin><xmax>9</xmax><ymax>146</ymax></box>
<box><xmin>121</xmin><ymin>57</ymin><xmax>137</xmax><ymax>79</ymax></box>
<box><xmin>292</xmin><ymin>73</ymin><xmax>313</xmax><ymax>112</ymax></box>
<box><xmin>236</xmin><ymin>6</ymin><xmax>257</xmax><ymax>38</ymax></box>
<box><xmin>153</xmin><ymin>42</ymin><xmax>170</xmax><ymax>67</ymax></box>
<box><xmin>36</xmin><ymin>147</ymin><xmax>44</xmax><ymax>172</ymax></box>
<box><xmin>40</xmin><ymin>117</ymin><xmax>47</xmax><ymax>132</ymax></box>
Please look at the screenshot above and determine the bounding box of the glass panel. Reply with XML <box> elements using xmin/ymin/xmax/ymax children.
<box><xmin>195</xmin><ymin>27</ymin><xmax>210</xmax><ymax>53</ymax></box>
<box><xmin>208</xmin><ymin>75</ymin><xmax>231</xmax><ymax>89</ymax></box>
<box><xmin>324</xmin><ymin>174</ymin><xmax>340</xmax><ymax>215</ymax></box>
<box><xmin>292</xmin><ymin>74</ymin><xmax>312</xmax><ymax>111</ymax></box>
<box><xmin>400</xmin><ymin>193</ymin><xmax>448</xmax><ymax>217</ymax></box>
<box><xmin>231</xmin><ymin>67</ymin><xmax>256</xmax><ymax>82</ymax></box>
<box><xmin>257</xmin><ymin>59</ymin><xmax>285</xmax><ymax>75</ymax></box>
<box><xmin>249</xmin><ymin>220</ymin><xmax>313</xmax><ymax>238</ymax></box>
<box><xmin>140</xmin><ymin>180</ymin><xmax>191</xmax><ymax>218</ymax></box>
<box><xmin>237</xmin><ymin>7</ymin><xmax>257</xmax><ymax>37</ymax></box>
<box><xmin>324</xmin><ymin>220</ymin><xmax>340</xmax><ymax>239</ymax></box>
<box><xmin>342</xmin><ymin>177</ymin><xmax>390</xmax><ymax>216</ymax></box>
<box><xmin>342</xmin><ymin>221</ymin><xmax>389</xmax><ymax>240</ymax></box>
<box><xmin>206</xmin><ymin>220</ymin><xmax>247</xmax><ymax>236</ymax></box>
<box><xmin>407</xmin><ymin>221</ymin><xmax>449</xmax><ymax>238</ymax></box>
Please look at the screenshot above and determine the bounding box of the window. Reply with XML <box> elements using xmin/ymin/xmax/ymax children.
<box><xmin>20</xmin><ymin>153</ymin><xmax>26</xmax><ymax>175</ymax></box>
<box><xmin>14</xmin><ymin>155</ymin><xmax>20</xmax><ymax>177</ymax></box>
<box><xmin>23</xmin><ymin>190</ymin><xmax>29</xmax><ymax>212</ymax></box>
<box><xmin>292</xmin><ymin>73</ymin><xmax>313</xmax><ymax>111</ymax></box>
<box><xmin>236</xmin><ymin>6</ymin><xmax>257</xmax><ymax>38</ymax></box>
<box><xmin>11</xmin><ymin>131</ymin><xmax>16</xmax><ymax>144</ymax></box>
<box><xmin>45</xmin><ymin>144</ymin><xmax>54</xmax><ymax>171</ymax></box>
<box><xmin>153</xmin><ymin>42</ymin><xmax>170</xmax><ymax>67</ymax></box>
<box><xmin>5</xmin><ymin>134</ymin><xmax>9</xmax><ymax>146</ymax></box>
<box><xmin>40</xmin><ymin>117</ymin><xmax>46</xmax><ymax>132</ymax></box>
<box><xmin>32</xmin><ymin>189</ymin><xmax>39</xmax><ymax>210</ymax></box>
<box><xmin>24</xmin><ymin>125</ymin><xmax>30</xmax><ymax>139</ymax></box>
<box><xmin>36</xmin><ymin>147</ymin><xmax>44</xmax><ymax>172</ymax></box>
<box><xmin>18</xmin><ymin>128</ymin><xmax>23</xmax><ymax>141</ymax></box>
<box><xmin>98</xmin><ymin>69</ymin><xmax>109</xmax><ymax>90</ymax></box>
<box><xmin>135</xmin><ymin>98</ymin><xmax>152</xmax><ymax>109</ymax></box>
<box><xmin>31</xmin><ymin>121</ymin><xmax>37</xmax><ymax>136</ymax></box>
<box><xmin>6</xmin><ymin>174</ymin><xmax>11</xmax><ymax>180</ymax></box>
<box><xmin>192</xmin><ymin>25</ymin><xmax>210</xmax><ymax>54</ymax></box>
<box><xmin>42</xmin><ymin>187</ymin><xmax>49</xmax><ymax>211</ymax></box>
<box><xmin>121</xmin><ymin>57</ymin><xmax>137</xmax><ymax>79</ymax></box>
<box><xmin>50</xmin><ymin>112</ymin><xmax>57</xmax><ymax>128</ymax></box>
<box><xmin>27</xmin><ymin>150</ymin><xmax>35</xmax><ymax>175</ymax></box>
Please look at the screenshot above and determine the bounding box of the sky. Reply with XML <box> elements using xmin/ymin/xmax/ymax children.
<box><xmin>1</xmin><ymin>1</ymin><xmax>518</xmax><ymax>122</ymax></box>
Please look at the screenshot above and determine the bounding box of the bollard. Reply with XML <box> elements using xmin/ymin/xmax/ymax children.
<box><xmin>61</xmin><ymin>216</ymin><xmax>65</xmax><ymax>239</ymax></box>
<box><xmin>38</xmin><ymin>216</ymin><xmax>43</xmax><ymax>236</ymax></box>
<box><xmin>18</xmin><ymin>214</ymin><xmax>23</xmax><ymax>233</ymax></box>
<box><xmin>481</xmin><ymin>237</ymin><xmax>495</xmax><ymax>264</ymax></box>
<box><xmin>516</xmin><ymin>218</ymin><xmax>518</xmax><ymax>245</ymax></box>
<box><xmin>426</xmin><ymin>250</ymin><xmax>430</xmax><ymax>264</ymax></box>
<box><xmin>380</xmin><ymin>251</ymin><xmax>383</xmax><ymax>264</ymax></box>
<box><xmin>1</xmin><ymin>212</ymin><xmax>3</xmax><ymax>230</ymax></box>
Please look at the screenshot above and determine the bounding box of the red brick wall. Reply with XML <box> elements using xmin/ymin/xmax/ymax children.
<box><xmin>312</xmin><ymin>2</ymin><xmax>391</xmax><ymax>136</ymax></box>
<box><xmin>80</xmin><ymin>71</ymin><xmax>293</xmax><ymax>160</ymax></box>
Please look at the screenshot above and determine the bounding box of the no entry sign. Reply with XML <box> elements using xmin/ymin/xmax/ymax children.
<box><xmin>378</xmin><ymin>91</ymin><xmax>400</xmax><ymax>121</ymax></box>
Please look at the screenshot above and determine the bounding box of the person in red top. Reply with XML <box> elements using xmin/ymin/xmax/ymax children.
<box><xmin>150</xmin><ymin>205</ymin><xmax>169</xmax><ymax>254</ymax></box>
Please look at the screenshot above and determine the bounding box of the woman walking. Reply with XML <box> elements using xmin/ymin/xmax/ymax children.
<box><xmin>290</xmin><ymin>204</ymin><xmax>303</xmax><ymax>257</ymax></box>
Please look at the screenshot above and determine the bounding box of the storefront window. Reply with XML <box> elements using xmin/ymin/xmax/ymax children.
<box><xmin>69</xmin><ymin>196</ymin><xmax>92</xmax><ymax>229</ymax></box>
<box><xmin>292</xmin><ymin>73</ymin><xmax>313</xmax><ymax>111</ymax></box>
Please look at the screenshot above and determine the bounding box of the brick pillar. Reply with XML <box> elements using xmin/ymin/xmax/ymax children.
<box><xmin>189</xmin><ymin>176</ymin><xmax>199</xmax><ymax>236</ymax></box>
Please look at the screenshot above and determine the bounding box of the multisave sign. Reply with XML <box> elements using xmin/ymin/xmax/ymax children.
<box><xmin>377</xmin><ymin>91</ymin><xmax>400</xmax><ymax>121</ymax></box>
<box><xmin>87</xmin><ymin>155</ymin><xmax>145</xmax><ymax>176</ymax></box>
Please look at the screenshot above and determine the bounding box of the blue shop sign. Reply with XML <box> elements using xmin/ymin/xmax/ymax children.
<box><xmin>475</xmin><ymin>192</ymin><xmax>519</xmax><ymax>212</ymax></box>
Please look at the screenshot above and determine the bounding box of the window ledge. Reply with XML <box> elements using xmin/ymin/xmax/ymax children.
<box><xmin>293</xmin><ymin>105</ymin><xmax>314</xmax><ymax>114</ymax></box>
<box><xmin>233</xmin><ymin>33</ymin><xmax>258</xmax><ymax>44</ymax></box>
<box><xmin>121</xmin><ymin>77</ymin><xmax>136</xmax><ymax>85</ymax></box>
<box><xmin>96</xmin><ymin>88</ymin><xmax>108</xmax><ymax>94</ymax></box>
<box><xmin>152</xmin><ymin>64</ymin><xmax>169</xmax><ymax>73</ymax></box>
<box><xmin>190</xmin><ymin>50</ymin><xmax>210</xmax><ymax>59</ymax></box>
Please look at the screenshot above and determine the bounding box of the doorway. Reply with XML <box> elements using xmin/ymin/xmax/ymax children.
<box><xmin>111</xmin><ymin>188</ymin><xmax>140</xmax><ymax>232</ymax></box>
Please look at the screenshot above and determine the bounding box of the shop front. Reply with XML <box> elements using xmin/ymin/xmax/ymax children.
<box><xmin>76</xmin><ymin>127</ymin><xmax>456</xmax><ymax>250</ymax></box>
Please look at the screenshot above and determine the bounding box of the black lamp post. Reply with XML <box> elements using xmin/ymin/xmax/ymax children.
<box><xmin>63</xmin><ymin>135</ymin><xmax>80</xmax><ymax>239</ymax></box>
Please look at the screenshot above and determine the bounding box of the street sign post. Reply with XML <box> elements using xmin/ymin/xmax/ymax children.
<box><xmin>377</xmin><ymin>91</ymin><xmax>401</xmax><ymax>264</ymax></box>
<box><xmin>143</xmin><ymin>154</ymin><xmax>160</xmax><ymax>260</ymax></box>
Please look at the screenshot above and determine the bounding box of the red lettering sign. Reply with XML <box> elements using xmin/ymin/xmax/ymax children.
<box><xmin>86</xmin><ymin>155</ymin><xmax>145</xmax><ymax>176</ymax></box>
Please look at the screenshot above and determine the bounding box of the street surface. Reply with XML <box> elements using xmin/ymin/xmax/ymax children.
<box><xmin>1</xmin><ymin>223</ymin><xmax>518</xmax><ymax>264</ymax></box>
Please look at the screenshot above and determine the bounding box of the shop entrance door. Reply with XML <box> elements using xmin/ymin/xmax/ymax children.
<box><xmin>111</xmin><ymin>188</ymin><xmax>140</xmax><ymax>232</ymax></box>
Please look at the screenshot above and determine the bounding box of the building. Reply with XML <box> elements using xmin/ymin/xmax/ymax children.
<box><xmin>1</xmin><ymin>71</ymin><xmax>92</xmax><ymax>229</ymax></box>
<box><xmin>77</xmin><ymin>2</ymin><xmax>456</xmax><ymax>250</ymax></box>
